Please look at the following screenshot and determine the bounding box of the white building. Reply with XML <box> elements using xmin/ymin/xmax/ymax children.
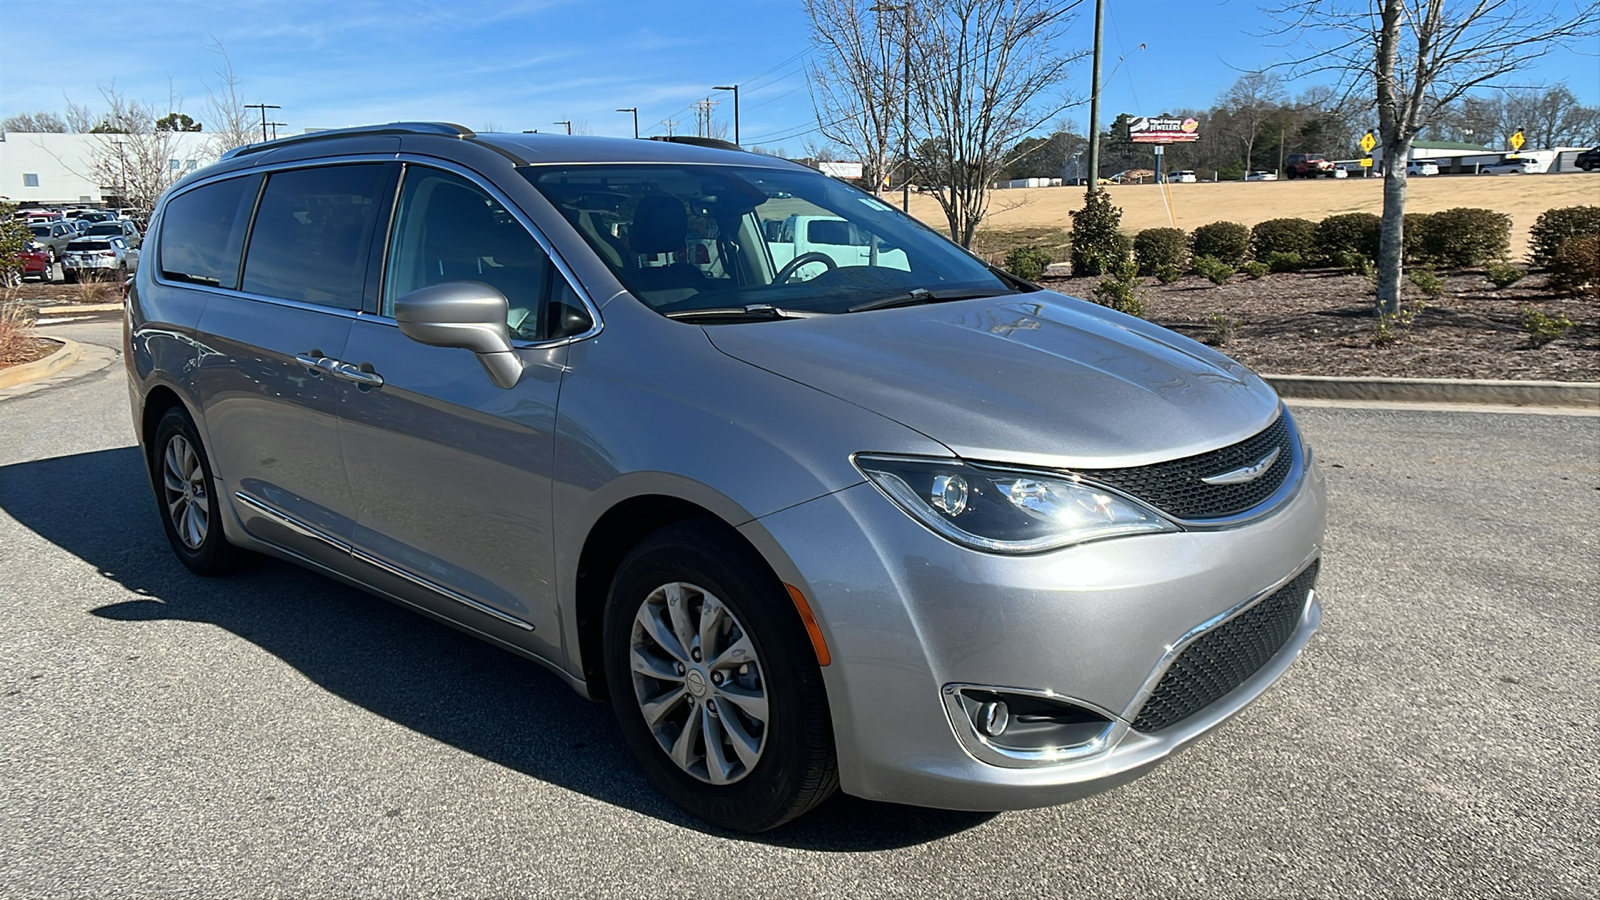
<box><xmin>0</xmin><ymin>131</ymin><xmax>216</xmax><ymax>206</ymax></box>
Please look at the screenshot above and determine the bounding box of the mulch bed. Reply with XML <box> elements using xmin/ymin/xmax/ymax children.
<box><xmin>1038</xmin><ymin>269</ymin><xmax>1599</xmax><ymax>382</ymax></box>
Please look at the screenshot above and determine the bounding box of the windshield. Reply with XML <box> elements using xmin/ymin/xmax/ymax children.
<box><xmin>523</xmin><ymin>163</ymin><xmax>1018</xmax><ymax>316</ymax></box>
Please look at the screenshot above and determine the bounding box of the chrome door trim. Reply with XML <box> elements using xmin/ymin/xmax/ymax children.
<box><xmin>348</xmin><ymin>548</ymin><xmax>535</xmax><ymax>631</ymax></box>
<box><xmin>234</xmin><ymin>491</ymin><xmax>535</xmax><ymax>632</ymax></box>
<box><xmin>234</xmin><ymin>491</ymin><xmax>349</xmax><ymax>552</ymax></box>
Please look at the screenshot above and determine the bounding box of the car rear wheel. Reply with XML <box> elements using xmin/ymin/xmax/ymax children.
<box><xmin>603</xmin><ymin>518</ymin><xmax>837</xmax><ymax>832</ymax></box>
<box><xmin>151</xmin><ymin>406</ymin><xmax>251</xmax><ymax>576</ymax></box>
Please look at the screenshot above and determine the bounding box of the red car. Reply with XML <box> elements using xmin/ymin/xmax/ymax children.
<box><xmin>17</xmin><ymin>242</ymin><xmax>56</xmax><ymax>282</ymax></box>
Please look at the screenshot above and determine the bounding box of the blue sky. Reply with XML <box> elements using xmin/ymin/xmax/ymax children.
<box><xmin>2</xmin><ymin>0</ymin><xmax>1596</xmax><ymax>151</ymax></box>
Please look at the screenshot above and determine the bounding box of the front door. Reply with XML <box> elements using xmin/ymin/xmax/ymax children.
<box><xmin>336</xmin><ymin>164</ymin><xmax>571</xmax><ymax>653</ymax></box>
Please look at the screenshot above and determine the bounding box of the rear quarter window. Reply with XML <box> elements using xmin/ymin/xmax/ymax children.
<box><xmin>159</xmin><ymin>175</ymin><xmax>260</xmax><ymax>289</ymax></box>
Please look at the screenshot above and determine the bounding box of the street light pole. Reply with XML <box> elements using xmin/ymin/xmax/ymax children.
<box><xmin>899</xmin><ymin>0</ymin><xmax>911</xmax><ymax>212</ymax></box>
<box><xmin>616</xmin><ymin>107</ymin><xmax>639</xmax><ymax>139</ymax></box>
<box><xmin>713</xmin><ymin>85</ymin><xmax>740</xmax><ymax>146</ymax></box>
<box><xmin>554</xmin><ymin>120</ymin><xmax>572</xmax><ymax>135</ymax></box>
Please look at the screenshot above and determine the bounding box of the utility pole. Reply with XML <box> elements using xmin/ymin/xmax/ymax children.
<box><xmin>871</xmin><ymin>2</ymin><xmax>915</xmax><ymax>211</ymax></box>
<box><xmin>267</xmin><ymin>121</ymin><xmax>287</xmax><ymax>140</ymax></box>
<box><xmin>713</xmin><ymin>85</ymin><xmax>740</xmax><ymax>146</ymax></box>
<box><xmin>665</xmin><ymin>118</ymin><xmax>678</xmax><ymax>137</ymax></box>
<box><xmin>244</xmin><ymin>103</ymin><xmax>280</xmax><ymax>142</ymax></box>
<box><xmin>111</xmin><ymin>140</ymin><xmax>126</xmax><ymax>204</ymax></box>
<box><xmin>616</xmin><ymin>107</ymin><xmax>639</xmax><ymax>139</ymax></box>
<box><xmin>554</xmin><ymin>120</ymin><xmax>572</xmax><ymax>135</ymax></box>
<box><xmin>1086</xmin><ymin>0</ymin><xmax>1104</xmax><ymax>193</ymax></box>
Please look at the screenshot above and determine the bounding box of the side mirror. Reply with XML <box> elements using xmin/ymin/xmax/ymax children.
<box><xmin>394</xmin><ymin>282</ymin><xmax>526</xmax><ymax>389</ymax></box>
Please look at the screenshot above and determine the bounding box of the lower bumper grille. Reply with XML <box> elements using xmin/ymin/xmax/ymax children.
<box><xmin>1132</xmin><ymin>561</ymin><xmax>1319</xmax><ymax>733</ymax></box>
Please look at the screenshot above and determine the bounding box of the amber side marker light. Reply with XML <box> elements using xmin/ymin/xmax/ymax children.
<box><xmin>783</xmin><ymin>583</ymin><xmax>832</xmax><ymax>666</ymax></box>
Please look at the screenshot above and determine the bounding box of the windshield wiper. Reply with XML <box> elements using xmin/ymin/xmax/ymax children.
<box><xmin>665</xmin><ymin>304</ymin><xmax>833</xmax><ymax>322</ymax></box>
<box><xmin>847</xmin><ymin>287</ymin><xmax>1011</xmax><ymax>314</ymax></box>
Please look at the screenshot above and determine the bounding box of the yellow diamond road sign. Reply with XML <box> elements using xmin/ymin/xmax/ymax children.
<box><xmin>1511</xmin><ymin>130</ymin><xmax>1525</xmax><ymax>151</ymax></box>
<box><xmin>1360</xmin><ymin>132</ymin><xmax>1376</xmax><ymax>153</ymax></box>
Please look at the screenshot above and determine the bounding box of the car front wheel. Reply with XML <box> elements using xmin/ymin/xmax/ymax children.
<box><xmin>603</xmin><ymin>518</ymin><xmax>837</xmax><ymax>832</ymax></box>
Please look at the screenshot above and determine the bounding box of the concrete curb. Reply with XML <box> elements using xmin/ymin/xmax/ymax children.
<box><xmin>0</xmin><ymin>337</ymin><xmax>80</xmax><ymax>390</ymax></box>
<box><xmin>37</xmin><ymin>302</ymin><xmax>123</xmax><ymax>315</ymax></box>
<box><xmin>1263</xmin><ymin>374</ymin><xmax>1600</xmax><ymax>409</ymax></box>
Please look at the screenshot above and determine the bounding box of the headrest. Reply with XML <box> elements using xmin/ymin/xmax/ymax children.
<box><xmin>630</xmin><ymin>195</ymin><xmax>688</xmax><ymax>255</ymax></box>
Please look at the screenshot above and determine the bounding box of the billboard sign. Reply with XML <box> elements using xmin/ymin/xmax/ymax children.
<box><xmin>1129</xmin><ymin>116</ymin><xmax>1200</xmax><ymax>144</ymax></box>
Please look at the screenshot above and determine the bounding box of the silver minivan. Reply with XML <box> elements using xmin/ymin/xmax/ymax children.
<box><xmin>126</xmin><ymin>123</ymin><xmax>1327</xmax><ymax>832</ymax></box>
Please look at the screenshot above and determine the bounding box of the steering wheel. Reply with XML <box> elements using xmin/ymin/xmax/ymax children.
<box><xmin>775</xmin><ymin>251</ymin><xmax>838</xmax><ymax>284</ymax></box>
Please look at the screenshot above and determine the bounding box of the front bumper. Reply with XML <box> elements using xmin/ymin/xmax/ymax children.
<box><xmin>742</xmin><ymin>443</ymin><xmax>1328</xmax><ymax>811</ymax></box>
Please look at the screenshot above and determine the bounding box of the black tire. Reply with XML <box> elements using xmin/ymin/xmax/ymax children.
<box><xmin>603</xmin><ymin>518</ymin><xmax>837</xmax><ymax>832</ymax></box>
<box><xmin>150</xmin><ymin>406</ymin><xmax>251</xmax><ymax>576</ymax></box>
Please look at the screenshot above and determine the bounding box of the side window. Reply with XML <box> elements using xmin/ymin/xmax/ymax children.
<box><xmin>158</xmin><ymin>174</ymin><xmax>258</xmax><ymax>289</ymax></box>
<box><xmin>241</xmin><ymin>164</ymin><xmax>387</xmax><ymax>310</ymax></box>
<box><xmin>383</xmin><ymin>166</ymin><xmax>557</xmax><ymax>340</ymax></box>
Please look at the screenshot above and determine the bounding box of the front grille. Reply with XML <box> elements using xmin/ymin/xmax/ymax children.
<box><xmin>1131</xmin><ymin>561</ymin><xmax>1319</xmax><ymax>733</ymax></box>
<box><xmin>1076</xmin><ymin>414</ymin><xmax>1293</xmax><ymax>520</ymax></box>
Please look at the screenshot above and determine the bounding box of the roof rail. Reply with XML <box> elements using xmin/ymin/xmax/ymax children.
<box><xmin>646</xmin><ymin>135</ymin><xmax>744</xmax><ymax>152</ymax></box>
<box><xmin>222</xmin><ymin>122</ymin><xmax>476</xmax><ymax>160</ymax></box>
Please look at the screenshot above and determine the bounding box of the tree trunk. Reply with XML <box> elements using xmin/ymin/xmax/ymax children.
<box><xmin>1375</xmin><ymin>138</ymin><xmax>1411</xmax><ymax>315</ymax></box>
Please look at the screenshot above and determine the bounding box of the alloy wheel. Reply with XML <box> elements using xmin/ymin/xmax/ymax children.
<box><xmin>629</xmin><ymin>581</ymin><xmax>768</xmax><ymax>785</ymax></box>
<box><xmin>161</xmin><ymin>434</ymin><xmax>209</xmax><ymax>550</ymax></box>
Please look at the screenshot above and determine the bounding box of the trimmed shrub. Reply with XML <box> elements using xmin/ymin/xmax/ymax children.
<box><xmin>1193</xmin><ymin>254</ymin><xmax>1235</xmax><ymax>285</ymax></box>
<box><xmin>1417</xmin><ymin>207</ymin><xmax>1511</xmax><ymax>268</ymax></box>
<box><xmin>1004</xmin><ymin>245</ymin><xmax>1054</xmax><ymax>281</ymax></box>
<box><xmin>1154</xmin><ymin>263</ymin><xmax>1183</xmax><ymax>284</ymax></box>
<box><xmin>1402</xmin><ymin>212</ymin><xmax>1430</xmax><ymax>264</ymax></box>
<box><xmin>1133</xmin><ymin>227</ymin><xmax>1188</xmax><ymax>275</ymax></box>
<box><xmin>1530</xmin><ymin>206</ymin><xmax>1600</xmax><ymax>268</ymax></box>
<box><xmin>1070</xmin><ymin>189</ymin><xmax>1131</xmax><ymax>276</ymax></box>
<box><xmin>1315</xmin><ymin>212</ymin><xmax>1381</xmax><ymax>264</ymax></box>
<box><xmin>1250</xmin><ymin>217</ymin><xmax>1316</xmax><ymax>260</ymax></box>
<box><xmin>1242</xmin><ymin>261</ymin><xmax>1270</xmax><ymax>279</ymax></box>
<box><xmin>1264</xmin><ymin>250</ymin><xmax>1306</xmax><ymax>273</ymax></box>
<box><xmin>1190</xmin><ymin>221</ymin><xmax>1251</xmax><ymax>267</ymax></box>
<box><xmin>1485</xmin><ymin>259</ymin><xmax>1526</xmax><ymax>289</ymax></box>
<box><xmin>1547</xmin><ymin>234</ymin><xmax>1600</xmax><ymax>297</ymax></box>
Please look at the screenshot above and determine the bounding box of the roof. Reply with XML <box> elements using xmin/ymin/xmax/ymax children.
<box><xmin>1412</xmin><ymin>140</ymin><xmax>1492</xmax><ymax>151</ymax></box>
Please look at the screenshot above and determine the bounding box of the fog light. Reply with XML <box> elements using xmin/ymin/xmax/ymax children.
<box><xmin>979</xmin><ymin>700</ymin><xmax>1009</xmax><ymax>736</ymax></box>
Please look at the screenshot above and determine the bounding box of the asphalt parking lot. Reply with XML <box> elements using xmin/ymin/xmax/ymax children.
<box><xmin>1</xmin><ymin>319</ymin><xmax>1596</xmax><ymax>898</ymax></box>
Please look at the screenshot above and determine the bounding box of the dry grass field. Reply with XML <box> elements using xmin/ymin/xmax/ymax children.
<box><xmin>907</xmin><ymin>173</ymin><xmax>1600</xmax><ymax>261</ymax></box>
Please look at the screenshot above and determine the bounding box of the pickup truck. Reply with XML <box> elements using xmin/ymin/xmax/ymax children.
<box><xmin>761</xmin><ymin>214</ymin><xmax>909</xmax><ymax>279</ymax></box>
<box><xmin>1284</xmin><ymin>153</ymin><xmax>1338</xmax><ymax>179</ymax></box>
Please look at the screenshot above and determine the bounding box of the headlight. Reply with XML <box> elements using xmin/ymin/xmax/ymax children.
<box><xmin>856</xmin><ymin>455</ymin><xmax>1177</xmax><ymax>554</ymax></box>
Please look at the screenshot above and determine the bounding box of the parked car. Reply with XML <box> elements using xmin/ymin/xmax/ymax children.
<box><xmin>1284</xmin><ymin>153</ymin><xmax>1337</xmax><ymax>178</ymax></box>
<box><xmin>1481</xmin><ymin>157</ymin><xmax>1539</xmax><ymax>175</ymax></box>
<box><xmin>1168</xmin><ymin>170</ymin><xmax>1197</xmax><ymax>183</ymax></box>
<box><xmin>1244</xmin><ymin>170</ymin><xmax>1278</xmax><ymax>181</ymax></box>
<box><xmin>1574</xmin><ymin>147</ymin><xmax>1599</xmax><ymax>171</ymax></box>
<box><xmin>62</xmin><ymin>236</ymin><xmax>134</xmax><ymax>280</ymax></box>
<box><xmin>83</xmin><ymin>220</ymin><xmax>142</xmax><ymax>248</ymax></box>
<box><xmin>28</xmin><ymin>220</ymin><xmax>79</xmax><ymax>264</ymax></box>
<box><xmin>126</xmin><ymin>123</ymin><xmax>1327</xmax><ymax>833</ymax></box>
<box><xmin>15</xmin><ymin>242</ymin><xmax>56</xmax><ymax>282</ymax></box>
<box><xmin>1406</xmin><ymin>159</ymin><xmax>1440</xmax><ymax>176</ymax></box>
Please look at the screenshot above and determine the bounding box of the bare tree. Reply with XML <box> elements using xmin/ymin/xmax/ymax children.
<box><xmin>1</xmin><ymin>111</ymin><xmax>68</xmax><ymax>134</ymax></box>
<box><xmin>804</xmin><ymin>0</ymin><xmax>909</xmax><ymax>194</ymax></box>
<box><xmin>911</xmin><ymin>0</ymin><xmax>1084</xmax><ymax>246</ymax></box>
<box><xmin>63</xmin><ymin>101</ymin><xmax>95</xmax><ymax>133</ymax></box>
<box><xmin>203</xmin><ymin>39</ymin><xmax>257</xmax><ymax>157</ymax></box>
<box><xmin>1274</xmin><ymin>0</ymin><xmax>1599</xmax><ymax>315</ymax></box>
<box><xmin>1217</xmin><ymin>72</ymin><xmax>1287</xmax><ymax>176</ymax></box>
<box><xmin>79</xmin><ymin>86</ymin><xmax>186</xmax><ymax>212</ymax></box>
<box><xmin>1502</xmin><ymin>83</ymin><xmax>1600</xmax><ymax>149</ymax></box>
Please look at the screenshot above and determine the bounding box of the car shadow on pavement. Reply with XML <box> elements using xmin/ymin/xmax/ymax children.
<box><xmin>0</xmin><ymin>447</ymin><xmax>995</xmax><ymax>848</ymax></box>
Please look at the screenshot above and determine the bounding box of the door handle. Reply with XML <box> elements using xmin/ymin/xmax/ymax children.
<box><xmin>293</xmin><ymin>349</ymin><xmax>335</xmax><ymax>374</ymax></box>
<box><xmin>332</xmin><ymin>361</ymin><xmax>384</xmax><ymax>387</ymax></box>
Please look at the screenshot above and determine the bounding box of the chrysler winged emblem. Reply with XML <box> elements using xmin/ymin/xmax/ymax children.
<box><xmin>1200</xmin><ymin>447</ymin><xmax>1281</xmax><ymax>486</ymax></box>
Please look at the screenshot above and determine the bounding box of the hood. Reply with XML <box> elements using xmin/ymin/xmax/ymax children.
<box><xmin>704</xmin><ymin>292</ymin><xmax>1282</xmax><ymax>468</ymax></box>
